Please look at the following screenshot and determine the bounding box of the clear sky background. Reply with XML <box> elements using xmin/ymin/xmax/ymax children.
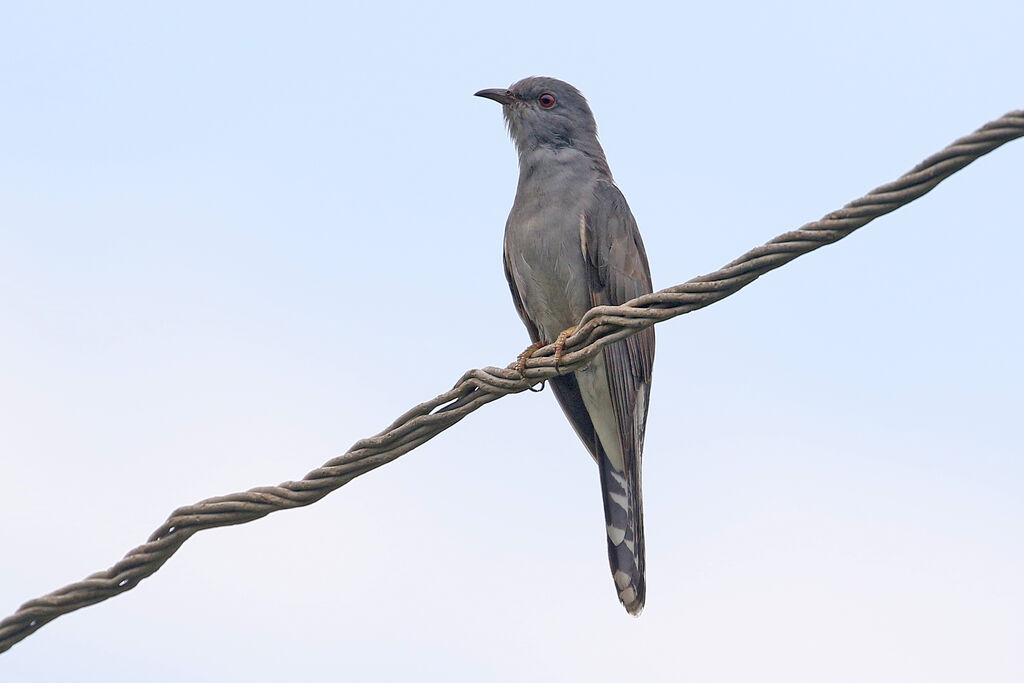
<box><xmin>2</xmin><ymin>2</ymin><xmax>1022</xmax><ymax>681</ymax></box>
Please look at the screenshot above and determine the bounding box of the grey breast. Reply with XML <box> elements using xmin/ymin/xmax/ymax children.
<box><xmin>504</xmin><ymin>148</ymin><xmax>597</xmax><ymax>341</ymax></box>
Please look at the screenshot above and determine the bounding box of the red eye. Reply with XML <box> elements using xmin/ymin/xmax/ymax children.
<box><xmin>538</xmin><ymin>93</ymin><xmax>556</xmax><ymax>108</ymax></box>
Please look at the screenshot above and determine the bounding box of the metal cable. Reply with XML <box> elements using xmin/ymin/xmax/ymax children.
<box><xmin>2</xmin><ymin>110</ymin><xmax>1021</xmax><ymax>654</ymax></box>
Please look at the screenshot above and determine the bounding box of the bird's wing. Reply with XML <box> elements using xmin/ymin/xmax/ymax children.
<box><xmin>582</xmin><ymin>180</ymin><xmax>655</xmax><ymax>458</ymax></box>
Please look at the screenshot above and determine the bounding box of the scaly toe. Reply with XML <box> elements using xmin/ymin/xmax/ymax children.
<box><xmin>515</xmin><ymin>340</ymin><xmax>547</xmax><ymax>378</ymax></box>
<box><xmin>553</xmin><ymin>325</ymin><xmax>578</xmax><ymax>371</ymax></box>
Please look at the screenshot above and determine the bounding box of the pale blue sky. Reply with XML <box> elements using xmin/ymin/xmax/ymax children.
<box><xmin>2</xmin><ymin>1</ymin><xmax>1022</xmax><ymax>681</ymax></box>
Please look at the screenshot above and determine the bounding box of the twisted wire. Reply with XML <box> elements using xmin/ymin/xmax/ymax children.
<box><xmin>2</xmin><ymin>110</ymin><xmax>1021</xmax><ymax>654</ymax></box>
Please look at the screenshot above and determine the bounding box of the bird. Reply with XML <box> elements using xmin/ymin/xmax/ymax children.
<box><xmin>476</xmin><ymin>77</ymin><xmax>655</xmax><ymax>615</ymax></box>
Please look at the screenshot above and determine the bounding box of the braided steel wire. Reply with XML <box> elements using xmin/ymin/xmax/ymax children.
<box><xmin>1</xmin><ymin>110</ymin><xmax>1021</xmax><ymax>654</ymax></box>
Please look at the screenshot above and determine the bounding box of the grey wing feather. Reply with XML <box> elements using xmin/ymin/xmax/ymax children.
<box><xmin>583</xmin><ymin>180</ymin><xmax>655</xmax><ymax>458</ymax></box>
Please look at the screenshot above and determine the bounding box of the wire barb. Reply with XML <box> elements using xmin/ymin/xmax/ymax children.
<box><xmin>1</xmin><ymin>110</ymin><xmax>1022</xmax><ymax>655</ymax></box>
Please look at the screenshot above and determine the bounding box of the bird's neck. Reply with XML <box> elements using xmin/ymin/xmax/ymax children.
<box><xmin>516</xmin><ymin>142</ymin><xmax>612</xmax><ymax>188</ymax></box>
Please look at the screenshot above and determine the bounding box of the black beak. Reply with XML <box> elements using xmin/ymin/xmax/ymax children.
<box><xmin>474</xmin><ymin>88</ymin><xmax>516</xmax><ymax>105</ymax></box>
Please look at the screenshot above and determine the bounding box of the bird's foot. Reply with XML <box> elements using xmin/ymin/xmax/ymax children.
<box><xmin>553</xmin><ymin>325</ymin><xmax>578</xmax><ymax>371</ymax></box>
<box><xmin>515</xmin><ymin>341</ymin><xmax>547</xmax><ymax>392</ymax></box>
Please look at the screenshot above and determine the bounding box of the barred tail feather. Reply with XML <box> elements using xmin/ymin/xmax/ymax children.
<box><xmin>598</xmin><ymin>446</ymin><xmax>645</xmax><ymax>616</ymax></box>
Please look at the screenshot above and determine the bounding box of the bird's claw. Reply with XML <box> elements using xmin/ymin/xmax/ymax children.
<box><xmin>514</xmin><ymin>326</ymin><xmax>576</xmax><ymax>390</ymax></box>
<box><xmin>515</xmin><ymin>341</ymin><xmax>547</xmax><ymax>392</ymax></box>
<box><xmin>553</xmin><ymin>325</ymin><xmax>578</xmax><ymax>371</ymax></box>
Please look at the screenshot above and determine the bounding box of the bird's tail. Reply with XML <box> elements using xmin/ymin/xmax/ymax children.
<box><xmin>598</xmin><ymin>446</ymin><xmax>645</xmax><ymax>616</ymax></box>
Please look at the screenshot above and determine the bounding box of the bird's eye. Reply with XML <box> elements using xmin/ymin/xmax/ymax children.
<box><xmin>538</xmin><ymin>93</ymin><xmax>556</xmax><ymax>109</ymax></box>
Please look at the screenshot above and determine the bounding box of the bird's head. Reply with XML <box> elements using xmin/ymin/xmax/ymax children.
<box><xmin>475</xmin><ymin>76</ymin><xmax>603</xmax><ymax>159</ymax></box>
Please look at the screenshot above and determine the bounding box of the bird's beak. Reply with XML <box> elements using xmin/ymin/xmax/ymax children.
<box><xmin>474</xmin><ymin>88</ymin><xmax>516</xmax><ymax>105</ymax></box>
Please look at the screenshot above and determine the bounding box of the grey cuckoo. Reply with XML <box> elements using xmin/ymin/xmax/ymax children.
<box><xmin>476</xmin><ymin>77</ymin><xmax>655</xmax><ymax>615</ymax></box>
